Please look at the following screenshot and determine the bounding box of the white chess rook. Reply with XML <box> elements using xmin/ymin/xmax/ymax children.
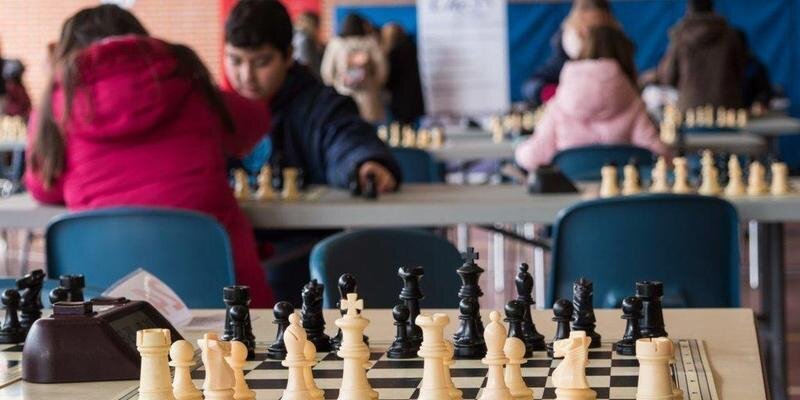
<box><xmin>198</xmin><ymin>333</ymin><xmax>236</xmax><ymax>400</ymax></box>
<box><xmin>169</xmin><ymin>340</ymin><xmax>202</xmax><ymax>400</ymax></box>
<box><xmin>478</xmin><ymin>311</ymin><xmax>513</xmax><ymax>400</ymax></box>
<box><xmin>336</xmin><ymin>293</ymin><xmax>378</xmax><ymax>400</ymax></box>
<box><xmin>137</xmin><ymin>328</ymin><xmax>176</xmax><ymax>400</ymax></box>
<box><xmin>415</xmin><ymin>313</ymin><xmax>453</xmax><ymax>400</ymax></box>
<box><xmin>636</xmin><ymin>338</ymin><xmax>682</xmax><ymax>400</ymax></box>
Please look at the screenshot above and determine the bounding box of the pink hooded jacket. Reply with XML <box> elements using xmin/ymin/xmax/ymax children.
<box><xmin>24</xmin><ymin>36</ymin><xmax>273</xmax><ymax>306</ymax></box>
<box><xmin>515</xmin><ymin>59</ymin><xmax>668</xmax><ymax>171</ymax></box>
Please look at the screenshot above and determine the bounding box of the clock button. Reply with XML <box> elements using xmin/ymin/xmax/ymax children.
<box><xmin>53</xmin><ymin>301</ymin><xmax>93</xmax><ymax>316</ymax></box>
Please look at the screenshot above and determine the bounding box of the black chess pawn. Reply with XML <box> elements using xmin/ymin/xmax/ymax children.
<box><xmin>546</xmin><ymin>298</ymin><xmax>573</xmax><ymax>358</ymax></box>
<box><xmin>0</xmin><ymin>289</ymin><xmax>23</xmax><ymax>344</ymax></box>
<box><xmin>398</xmin><ymin>266</ymin><xmax>424</xmax><ymax>346</ymax></box>
<box><xmin>505</xmin><ymin>300</ymin><xmax>532</xmax><ymax>358</ymax></box>
<box><xmin>16</xmin><ymin>269</ymin><xmax>45</xmax><ymax>332</ymax></box>
<box><xmin>266</xmin><ymin>301</ymin><xmax>293</xmax><ymax>360</ymax></box>
<box><xmin>301</xmin><ymin>280</ymin><xmax>332</xmax><ymax>352</ymax></box>
<box><xmin>571</xmin><ymin>277</ymin><xmax>601</xmax><ymax>348</ymax></box>
<box><xmin>637</xmin><ymin>281</ymin><xmax>668</xmax><ymax>338</ymax></box>
<box><xmin>60</xmin><ymin>274</ymin><xmax>85</xmax><ymax>302</ymax></box>
<box><xmin>613</xmin><ymin>296</ymin><xmax>643</xmax><ymax>356</ymax></box>
<box><xmin>331</xmin><ymin>273</ymin><xmax>367</xmax><ymax>350</ymax></box>
<box><xmin>454</xmin><ymin>247</ymin><xmax>485</xmax><ymax>345</ymax></box>
<box><xmin>387</xmin><ymin>304</ymin><xmax>417</xmax><ymax>359</ymax></box>
<box><xmin>363</xmin><ymin>173</ymin><xmax>378</xmax><ymax>199</ymax></box>
<box><xmin>222</xmin><ymin>286</ymin><xmax>254</xmax><ymax>347</ymax></box>
<box><xmin>271</xmin><ymin>155</ymin><xmax>284</xmax><ymax>191</ymax></box>
<box><xmin>229</xmin><ymin>304</ymin><xmax>256</xmax><ymax>359</ymax></box>
<box><xmin>515</xmin><ymin>263</ymin><xmax>545</xmax><ymax>351</ymax></box>
<box><xmin>453</xmin><ymin>297</ymin><xmax>487</xmax><ymax>359</ymax></box>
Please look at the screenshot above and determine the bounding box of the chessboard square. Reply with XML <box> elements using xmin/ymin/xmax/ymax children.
<box><xmin>542</xmin><ymin>386</ymin><xmax>556</xmax><ymax>399</ymax></box>
<box><xmin>586</xmin><ymin>367</ymin><xmax>611</xmax><ymax>376</ymax></box>
<box><xmin>253</xmin><ymin>360</ymin><xmax>285</xmax><ymax>370</ymax></box>
<box><xmin>367</xmin><ymin>367</ymin><xmax>422</xmax><ymax>379</ymax></box>
<box><xmin>449</xmin><ymin>368</ymin><xmax>488</xmax><ymax>378</ymax></box>
<box><xmin>609</xmin><ymin>386</ymin><xmax>638</xmax><ymax>399</ymax></box>
<box><xmin>587</xmin><ymin>359</ymin><xmax>612</xmax><ymax>368</ymax></box>
<box><xmin>371</xmin><ymin>360</ymin><xmax>424</xmax><ymax>369</ymax></box>
<box><xmin>252</xmin><ymin>388</ymin><xmax>284</xmax><ymax>399</ymax></box>
<box><xmin>587</xmin><ymin>375</ymin><xmax>611</xmax><ymax>387</ymax></box>
<box><xmin>454</xmin><ymin>359</ymin><xmax>486</xmax><ymax>369</ymax></box>
<box><xmin>588</xmin><ymin>351</ymin><xmax>612</xmax><ymax>359</ymax></box>
<box><xmin>523</xmin><ymin>358</ymin><xmax>553</xmax><ymax>368</ymax></box>
<box><xmin>315</xmin><ymin>378</ymin><xmax>347</xmax><ymax>389</ymax></box>
<box><xmin>241</xmin><ymin>368</ymin><xmax>288</xmax><ymax>380</ymax></box>
<box><xmin>369</xmin><ymin>352</ymin><xmax>384</xmax><ymax>360</ymax></box>
<box><xmin>0</xmin><ymin>345</ymin><xmax>22</xmax><ymax>352</ymax></box>
<box><xmin>246</xmin><ymin>378</ymin><xmax>288</xmax><ymax>389</ymax></box>
<box><xmin>311</xmin><ymin>369</ymin><xmax>343</xmax><ymax>379</ymax></box>
<box><xmin>451</xmin><ymin>376</ymin><xmax>486</xmax><ymax>389</ymax></box>
<box><xmin>243</xmin><ymin>360</ymin><xmax>262</xmax><ymax>370</ymax></box>
<box><xmin>313</xmin><ymin>360</ymin><xmax>344</xmax><ymax>370</ymax></box>
<box><xmin>375</xmin><ymin>388</ymin><xmax>416</xmax><ymax>399</ymax></box>
<box><xmin>520</xmin><ymin>367</ymin><xmax>550</xmax><ymax>377</ymax></box>
<box><xmin>610</xmin><ymin>374</ymin><xmax>639</xmax><ymax>387</ymax></box>
<box><xmin>369</xmin><ymin>377</ymin><xmax>421</xmax><ymax>388</ymax></box>
<box><xmin>522</xmin><ymin>376</ymin><xmax>547</xmax><ymax>387</ymax></box>
<box><xmin>610</xmin><ymin>366</ymin><xmax>639</xmax><ymax>376</ymax></box>
<box><xmin>532</xmin><ymin>386</ymin><xmax>546</xmax><ymax>399</ymax></box>
<box><xmin>593</xmin><ymin>387</ymin><xmax>610</xmax><ymax>399</ymax></box>
<box><xmin>462</xmin><ymin>388</ymin><xmax>481</xmax><ymax>399</ymax></box>
<box><xmin>190</xmin><ymin>370</ymin><xmax>205</xmax><ymax>380</ymax></box>
<box><xmin>611</xmin><ymin>359</ymin><xmax>639</xmax><ymax>368</ymax></box>
<box><xmin>251</xmin><ymin>353</ymin><xmax>268</xmax><ymax>361</ymax></box>
<box><xmin>322</xmin><ymin>352</ymin><xmax>342</xmax><ymax>361</ymax></box>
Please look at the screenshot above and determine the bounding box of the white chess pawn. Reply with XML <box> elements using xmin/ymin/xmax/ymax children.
<box><xmin>737</xmin><ymin>109</ymin><xmax>749</xmax><ymax>128</ymax></box>
<box><xmin>478</xmin><ymin>311</ymin><xmax>513</xmax><ymax>400</ymax></box>
<box><xmin>703</xmin><ymin>104</ymin><xmax>714</xmax><ymax>127</ymax></box>
<box><xmin>599</xmin><ymin>164</ymin><xmax>620</xmax><ymax>198</ymax></box>
<box><xmin>170</xmin><ymin>340</ymin><xmax>202</xmax><ymax>400</ymax></box>
<box><xmin>225</xmin><ymin>341</ymin><xmax>255</xmax><ymax>400</ymax></box>
<box><xmin>552</xmin><ymin>331</ymin><xmax>596</xmax><ymax>400</ymax></box>
<box><xmin>304</xmin><ymin>340</ymin><xmax>325</xmax><ymax>400</ymax></box>
<box><xmin>389</xmin><ymin>122</ymin><xmax>401</xmax><ymax>147</ymax></box>
<box><xmin>492</xmin><ymin>116</ymin><xmax>506</xmax><ymax>144</ymax></box>
<box><xmin>255</xmin><ymin>165</ymin><xmax>276</xmax><ymax>201</ymax></box>
<box><xmin>416</xmin><ymin>128</ymin><xmax>432</xmax><ymax>149</ymax></box>
<box><xmin>522</xmin><ymin>111</ymin><xmax>536</xmax><ymax>131</ymax></box>
<box><xmin>402</xmin><ymin>126</ymin><xmax>417</xmax><ymax>148</ymax></box>
<box><xmin>377</xmin><ymin>125</ymin><xmax>389</xmax><ymax>142</ymax></box>
<box><xmin>138</xmin><ymin>329</ymin><xmax>176</xmax><ymax>400</ymax></box>
<box><xmin>771</xmin><ymin>162</ymin><xmax>791</xmax><ymax>196</ymax></box>
<box><xmin>443</xmin><ymin>340</ymin><xmax>463</xmax><ymax>400</ymax></box>
<box><xmin>336</xmin><ymin>294</ymin><xmax>378</xmax><ymax>400</ymax></box>
<box><xmin>650</xmin><ymin>157</ymin><xmax>670</xmax><ymax>193</ymax></box>
<box><xmin>282</xmin><ymin>168</ymin><xmax>301</xmax><ymax>201</ymax></box>
<box><xmin>747</xmin><ymin>161</ymin><xmax>768</xmax><ymax>196</ymax></box>
<box><xmin>725</xmin><ymin>156</ymin><xmax>746</xmax><ymax>196</ymax></box>
<box><xmin>282</xmin><ymin>314</ymin><xmax>316</xmax><ymax>400</ymax></box>
<box><xmin>716</xmin><ymin>107</ymin><xmax>727</xmax><ymax>127</ymax></box>
<box><xmin>726</xmin><ymin>109</ymin><xmax>737</xmax><ymax>128</ymax></box>
<box><xmin>504</xmin><ymin>337</ymin><xmax>533</xmax><ymax>400</ymax></box>
<box><xmin>659</xmin><ymin>119</ymin><xmax>677</xmax><ymax>146</ymax></box>
<box><xmin>671</xmin><ymin>157</ymin><xmax>693</xmax><ymax>194</ymax></box>
<box><xmin>431</xmin><ymin>127</ymin><xmax>445</xmax><ymax>149</ymax></box>
<box><xmin>622</xmin><ymin>164</ymin><xmax>641</xmax><ymax>195</ymax></box>
<box><xmin>416</xmin><ymin>313</ymin><xmax>453</xmax><ymax>400</ymax></box>
<box><xmin>684</xmin><ymin>108</ymin><xmax>696</xmax><ymax>128</ymax></box>
<box><xmin>636</xmin><ymin>338</ymin><xmax>681</xmax><ymax>400</ymax></box>
<box><xmin>197</xmin><ymin>333</ymin><xmax>236</xmax><ymax>400</ymax></box>
<box><xmin>698</xmin><ymin>150</ymin><xmax>721</xmax><ymax>196</ymax></box>
<box><xmin>233</xmin><ymin>169</ymin><xmax>251</xmax><ymax>200</ymax></box>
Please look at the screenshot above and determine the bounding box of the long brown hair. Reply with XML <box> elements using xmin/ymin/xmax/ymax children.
<box><xmin>33</xmin><ymin>4</ymin><xmax>234</xmax><ymax>187</ymax></box>
<box><xmin>581</xmin><ymin>25</ymin><xmax>638</xmax><ymax>87</ymax></box>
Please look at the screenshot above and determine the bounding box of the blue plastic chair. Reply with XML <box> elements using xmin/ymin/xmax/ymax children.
<box><xmin>46</xmin><ymin>207</ymin><xmax>236</xmax><ymax>308</ymax></box>
<box><xmin>552</xmin><ymin>145</ymin><xmax>655</xmax><ymax>182</ymax></box>
<box><xmin>390</xmin><ymin>148</ymin><xmax>444</xmax><ymax>183</ymax></box>
<box><xmin>310</xmin><ymin>229</ymin><xmax>462</xmax><ymax>308</ymax></box>
<box><xmin>547</xmin><ymin>194</ymin><xmax>740</xmax><ymax>308</ymax></box>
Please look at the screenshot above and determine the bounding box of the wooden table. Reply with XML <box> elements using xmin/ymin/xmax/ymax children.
<box><xmin>0</xmin><ymin>308</ymin><xmax>766</xmax><ymax>400</ymax></box>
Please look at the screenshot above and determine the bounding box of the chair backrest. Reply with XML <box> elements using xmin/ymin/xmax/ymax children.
<box><xmin>46</xmin><ymin>207</ymin><xmax>236</xmax><ymax>308</ymax></box>
<box><xmin>310</xmin><ymin>228</ymin><xmax>462</xmax><ymax>308</ymax></box>
<box><xmin>390</xmin><ymin>148</ymin><xmax>444</xmax><ymax>183</ymax></box>
<box><xmin>547</xmin><ymin>194</ymin><xmax>740</xmax><ymax>308</ymax></box>
<box><xmin>552</xmin><ymin>145</ymin><xmax>655</xmax><ymax>182</ymax></box>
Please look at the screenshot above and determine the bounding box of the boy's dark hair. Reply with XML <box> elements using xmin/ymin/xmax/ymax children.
<box><xmin>225</xmin><ymin>0</ymin><xmax>293</xmax><ymax>55</ymax></box>
<box><xmin>340</xmin><ymin>13</ymin><xmax>368</xmax><ymax>37</ymax></box>
<box><xmin>581</xmin><ymin>26</ymin><xmax>638</xmax><ymax>87</ymax></box>
<box><xmin>689</xmin><ymin>0</ymin><xmax>714</xmax><ymax>13</ymax></box>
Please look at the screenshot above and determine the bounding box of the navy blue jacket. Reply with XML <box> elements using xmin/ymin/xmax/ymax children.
<box><xmin>522</xmin><ymin>29</ymin><xmax>568</xmax><ymax>105</ymax></box>
<box><xmin>242</xmin><ymin>64</ymin><xmax>401</xmax><ymax>188</ymax></box>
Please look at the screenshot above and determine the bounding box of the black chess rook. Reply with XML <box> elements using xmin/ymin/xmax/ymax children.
<box><xmin>571</xmin><ymin>277</ymin><xmax>601</xmax><ymax>348</ymax></box>
<box><xmin>301</xmin><ymin>279</ymin><xmax>332</xmax><ymax>352</ymax></box>
<box><xmin>637</xmin><ymin>281</ymin><xmax>668</xmax><ymax>338</ymax></box>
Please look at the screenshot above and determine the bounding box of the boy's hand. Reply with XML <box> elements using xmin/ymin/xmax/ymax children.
<box><xmin>359</xmin><ymin>161</ymin><xmax>397</xmax><ymax>193</ymax></box>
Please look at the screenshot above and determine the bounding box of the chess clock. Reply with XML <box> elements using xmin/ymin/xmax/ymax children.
<box><xmin>21</xmin><ymin>297</ymin><xmax>182</xmax><ymax>383</ymax></box>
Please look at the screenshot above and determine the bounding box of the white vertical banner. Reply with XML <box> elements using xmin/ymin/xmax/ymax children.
<box><xmin>417</xmin><ymin>0</ymin><xmax>510</xmax><ymax>117</ymax></box>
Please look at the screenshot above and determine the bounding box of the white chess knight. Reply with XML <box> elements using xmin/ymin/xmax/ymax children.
<box><xmin>137</xmin><ymin>328</ymin><xmax>176</xmax><ymax>400</ymax></box>
<box><xmin>335</xmin><ymin>293</ymin><xmax>378</xmax><ymax>400</ymax></box>
<box><xmin>552</xmin><ymin>331</ymin><xmax>596</xmax><ymax>400</ymax></box>
<box><xmin>197</xmin><ymin>333</ymin><xmax>236</xmax><ymax>400</ymax></box>
<box><xmin>282</xmin><ymin>313</ymin><xmax>317</xmax><ymax>400</ymax></box>
<box><xmin>478</xmin><ymin>311</ymin><xmax>513</xmax><ymax>400</ymax></box>
<box><xmin>599</xmin><ymin>164</ymin><xmax>620</xmax><ymax>198</ymax></box>
<box><xmin>725</xmin><ymin>155</ymin><xmax>746</xmax><ymax>196</ymax></box>
<box><xmin>416</xmin><ymin>313</ymin><xmax>455</xmax><ymax>400</ymax></box>
<box><xmin>636</xmin><ymin>338</ymin><xmax>683</xmax><ymax>400</ymax></box>
<box><xmin>170</xmin><ymin>340</ymin><xmax>202</xmax><ymax>400</ymax></box>
<box><xmin>649</xmin><ymin>157</ymin><xmax>670</xmax><ymax>193</ymax></box>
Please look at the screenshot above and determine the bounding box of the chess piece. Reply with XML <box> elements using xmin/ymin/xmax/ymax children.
<box><xmin>552</xmin><ymin>331</ymin><xmax>597</xmax><ymax>400</ymax></box>
<box><xmin>282</xmin><ymin>167</ymin><xmax>301</xmax><ymax>201</ymax></box>
<box><xmin>267</xmin><ymin>301</ymin><xmax>294</xmax><ymax>360</ymax></box>
<box><xmin>222</xmin><ymin>286</ymin><xmax>255</xmax><ymax>359</ymax></box>
<box><xmin>716</xmin><ymin>106</ymin><xmax>727</xmax><ymax>127</ymax></box>
<box><xmin>389</xmin><ymin>122</ymin><xmax>401</xmax><ymax>147</ymax></box>
<box><xmin>515</xmin><ymin>264</ymin><xmax>545</xmax><ymax>351</ymax></box>
<box><xmin>504</xmin><ymin>337</ymin><xmax>534</xmax><ymax>400</ymax></box>
<box><xmin>137</xmin><ymin>329</ymin><xmax>176</xmax><ymax>400</ymax></box>
<box><xmin>599</xmin><ymin>163</ymin><xmax>619</xmax><ymax>198</ymax></box>
<box><xmin>225</xmin><ymin>341</ymin><xmax>256</xmax><ymax>400</ymax></box>
<box><xmin>49</xmin><ymin>274</ymin><xmax>84</xmax><ymax>303</ymax></box>
<box><xmin>48</xmin><ymin>287</ymin><xmax>69</xmax><ymax>305</ymax></box>
<box><xmin>546</xmin><ymin>298</ymin><xmax>573</xmax><ymax>358</ymax></box>
<box><xmin>255</xmin><ymin>165</ymin><xmax>276</xmax><ymax>201</ymax></box>
<box><xmin>363</xmin><ymin>173</ymin><xmax>378</xmax><ymax>200</ymax></box>
<box><xmin>726</xmin><ymin>109</ymin><xmax>737</xmax><ymax>128</ymax></box>
<box><xmin>415</xmin><ymin>313</ymin><xmax>453</xmax><ymax>400</ymax></box>
<box><xmin>684</xmin><ymin>108</ymin><xmax>696</xmax><ymax>128</ymax></box>
<box><xmin>504</xmin><ymin>300</ymin><xmax>531</xmax><ymax>357</ymax></box>
<box><xmin>416</xmin><ymin>128</ymin><xmax>431</xmax><ymax>149</ymax></box>
<box><xmin>771</xmin><ymin>162</ymin><xmax>791</xmax><ymax>196</ymax></box>
<box><xmin>233</xmin><ymin>169</ymin><xmax>251</xmax><ymax>200</ymax></box>
<box><xmin>659</xmin><ymin>119</ymin><xmax>677</xmax><ymax>146</ymax></box>
<box><xmin>270</xmin><ymin>156</ymin><xmax>284</xmax><ymax>191</ymax></box>
<box><xmin>402</xmin><ymin>125</ymin><xmax>417</xmax><ymax>148</ymax></box>
<box><xmin>304</xmin><ymin>341</ymin><xmax>325</xmax><ymax>400</ymax></box>
<box><xmin>478</xmin><ymin>311</ymin><xmax>513</xmax><ymax>400</ymax></box>
<box><xmin>387</xmin><ymin>304</ymin><xmax>416</xmax><ymax>358</ymax></box>
<box><xmin>522</xmin><ymin>111</ymin><xmax>536</xmax><ymax>132</ymax></box>
<box><xmin>748</xmin><ymin>161</ymin><xmax>768</xmax><ymax>196</ymax></box>
<box><xmin>377</xmin><ymin>125</ymin><xmax>389</xmax><ymax>142</ymax></box>
<box><xmin>613</xmin><ymin>296</ymin><xmax>643</xmax><ymax>356</ymax></box>
<box><xmin>281</xmin><ymin>313</ymin><xmax>316</xmax><ymax>400</ymax></box>
<box><xmin>637</xmin><ymin>281</ymin><xmax>668</xmax><ymax>338</ymax></box>
<box><xmin>725</xmin><ymin>155</ymin><xmax>746</xmax><ymax>196</ymax></box>
<box><xmin>335</xmin><ymin>293</ymin><xmax>378</xmax><ymax>400</ymax></box>
<box><xmin>671</xmin><ymin>157</ymin><xmax>693</xmax><ymax>194</ymax></box>
<box><xmin>332</xmin><ymin>274</ymin><xmax>368</xmax><ymax>350</ymax></box>
<box><xmin>650</xmin><ymin>156</ymin><xmax>670</xmax><ymax>193</ymax></box>
<box><xmin>301</xmin><ymin>280</ymin><xmax>332</xmax><ymax>352</ymax></box>
<box><xmin>443</xmin><ymin>340</ymin><xmax>463</xmax><ymax>400</ymax></box>
<box><xmin>698</xmin><ymin>150</ymin><xmax>721</xmax><ymax>196</ymax></box>
<box><xmin>571</xmin><ymin>278</ymin><xmax>601</xmax><ymax>348</ymax></box>
<box><xmin>17</xmin><ymin>269</ymin><xmax>44</xmax><ymax>333</ymax></box>
<box><xmin>622</xmin><ymin>162</ymin><xmax>641</xmax><ymax>195</ymax></box>
<box><xmin>703</xmin><ymin>104</ymin><xmax>714</xmax><ymax>127</ymax></box>
<box><xmin>170</xmin><ymin>340</ymin><xmax>202</xmax><ymax>400</ymax></box>
<box><xmin>491</xmin><ymin>116</ymin><xmax>505</xmax><ymax>143</ymax></box>
<box><xmin>430</xmin><ymin>127</ymin><xmax>445</xmax><ymax>149</ymax></box>
<box><xmin>453</xmin><ymin>247</ymin><xmax>487</xmax><ymax>359</ymax></box>
<box><xmin>198</xmin><ymin>333</ymin><xmax>235</xmax><ymax>400</ymax></box>
<box><xmin>737</xmin><ymin>109</ymin><xmax>749</xmax><ymax>128</ymax></box>
<box><xmin>398</xmin><ymin>266</ymin><xmax>425</xmax><ymax>348</ymax></box>
<box><xmin>636</xmin><ymin>337</ymin><xmax>682</xmax><ymax>400</ymax></box>
<box><xmin>0</xmin><ymin>289</ymin><xmax>23</xmax><ymax>344</ymax></box>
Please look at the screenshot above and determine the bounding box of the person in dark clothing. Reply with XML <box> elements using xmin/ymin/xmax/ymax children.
<box><xmin>736</xmin><ymin>29</ymin><xmax>773</xmax><ymax>115</ymax></box>
<box><xmin>381</xmin><ymin>23</ymin><xmax>425</xmax><ymax>125</ymax></box>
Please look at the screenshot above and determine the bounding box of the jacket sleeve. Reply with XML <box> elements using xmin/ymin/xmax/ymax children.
<box><xmin>514</xmin><ymin>105</ymin><xmax>559</xmax><ymax>172</ymax></box>
<box><xmin>23</xmin><ymin>112</ymin><xmax>66</xmax><ymax>204</ymax></box>
<box><xmin>313</xmin><ymin>91</ymin><xmax>402</xmax><ymax>187</ymax></box>
<box><xmin>221</xmin><ymin>90</ymin><xmax>270</xmax><ymax>157</ymax></box>
<box><xmin>522</xmin><ymin>30</ymin><xmax>568</xmax><ymax>104</ymax></box>
<box><xmin>630</xmin><ymin>104</ymin><xmax>670</xmax><ymax>158</ymax></box>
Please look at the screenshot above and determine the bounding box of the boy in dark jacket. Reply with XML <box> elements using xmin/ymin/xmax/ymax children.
<box><xmin>224</xmin><ymin>0</ymin><xmax>401</xmax><ymax>191</ymax></box>
<box><xmin>656</xmin><ymin>0</ymin><xmax>747</xmax><ymax>110</ymax></box>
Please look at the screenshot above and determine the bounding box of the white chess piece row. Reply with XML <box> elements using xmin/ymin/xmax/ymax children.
<box><xmin>233</xmin><ymin>166</ymin><xmax>301</xmax><ymax>202</ymax></box>
<box><xmin>378</xmin><ymin>123</ymin><xmax>444</xmax><ymax>150</ymax></box>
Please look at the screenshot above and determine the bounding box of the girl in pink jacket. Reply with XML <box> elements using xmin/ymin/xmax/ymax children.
<box><xmin>24</xmin><ymin>5</ymin><xmax>274</xmax><ymax>306</ymax></box>
<box><xmin>515</xmin><ymin>26</ymin><xmax>669</xmax><ymax>172</ymax></box>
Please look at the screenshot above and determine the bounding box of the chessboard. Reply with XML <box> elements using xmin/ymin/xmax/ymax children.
<box><xmin>119</xmin><ymin>339</ymin><xmax>718</xmax><ymax>400</ymax></box>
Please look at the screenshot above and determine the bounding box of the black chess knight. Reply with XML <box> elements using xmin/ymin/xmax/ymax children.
<box><xmin>571</xmin><ymin>277</ymin><xmax>601</xmax><ymax>348</ymax></box>
<box><xmin>301</xmin><ymin>280</ymin><xmax>332</xmax><ymax>352</ymax></box>
<box><xmin>17</xmin><ymin>269</ymin><xmax>45</xmax><ymax>333</ymax></box>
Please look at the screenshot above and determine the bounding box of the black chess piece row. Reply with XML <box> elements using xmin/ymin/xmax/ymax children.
<box><xmin>0</xmin><ymin>269</ymin><xmax>46</xmax><ymax>344</ymax></box>
<box><xmin>222</xmin><ymin>286</ymin><xmax>257</xmax><ymax>360</ymax></box>
<box><xmin>613</xmin><ymin>281</ymin><xmax>668</xmax><ymax>356</ymax></box>
<box><xmin>387</xmin><ymin>266</ymin><xmax>424</xmax><ymax>358</ymax></box>
<box><xmin>48</xmin><ymin>274</ymin><xmax>85</xmax><ymax>304</ymax></box>
<box><xmin>545</xmin><ymin>277</ymin><xmax>601</xmax><ymax>357</ymax></box>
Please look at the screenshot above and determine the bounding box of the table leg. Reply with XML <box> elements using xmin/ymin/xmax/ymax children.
<box><xmin>456</xmin><ymin>224</ymin><xmax>470</xmax><ymax>252</ymax></box>
<box><xmin>757</xmin><ymin>222</ymin><xmax>786</xmax><ymax>400</ymax></box>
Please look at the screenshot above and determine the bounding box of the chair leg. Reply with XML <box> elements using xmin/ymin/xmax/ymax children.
<box><xmin>748</xmin><ymin>221</ymin><xmax>759</xmax><ymax>290</ymax></box>
<box><xmin>17</xmin><ymin>229</ymin><xmax>33</xmax><ymax>275</ymax></box>
<box><xmin>492</xmin><ymin>226</ymin><xmax>505</xmax><ymax>293</ymax></box>
<box><xmin>456</xmin><ymin>224</ymin><xmax>470</xmax><ymax>252</ymax></box>
<box><xmin>525</xmin><ymin>223</ymin><xmax>547</xmax><ymax>309</ymax></box>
